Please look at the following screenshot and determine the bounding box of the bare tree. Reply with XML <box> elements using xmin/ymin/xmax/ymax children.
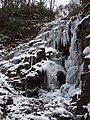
<box><xmin>49</xmin><ymin>0</ymin><xmax>55</xmax><ymax>10</ymax></box>
<box><xmin>27</xmin><ymin>0</ymin><xmax>31</xmax><ymax>6</ymax></box>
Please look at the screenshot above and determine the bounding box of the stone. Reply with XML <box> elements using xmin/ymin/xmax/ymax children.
<box><xmin>71</xmin><ymin>94</ymin><xmax>77</xmax><ymax>103</ymax></box>
<box><xmin>26</xmin><ymin>73</ymin><xmax>43</xmax><ymax>89</ymax></box>
<box><xmin>37</xmin><ymin>48</ymin><xmax>46</xmax><ymax>62</ymax></box>
<box><xmin>77</xmin><ymin>71</ymin><xmax>90</xmax><ymax>115</ymax></box>
<box><xmin>0</xmin><ymin>92</ymin><xmax>6</xmax><ymax>96</ymax></box>
<box><xmin>23</xmin><ymin>87</ymin><xmax>39</xmax><ymax>98</ymax></box>
<box><xmin>17</xmin><ymin>64</ymin><xmax>24</xmax><ymax>75</ymax></box>
<box><xmin>84</xmin><ymin>58</ymin><xmax>90</xmax><ymax>71</ymax></box>
<box><xmin>6</xmin><ymin>97</ymin><xmax>13</xmax><ymax>105</ymax></box>
<box><xmin>58</xmin><ymin>42</ymin><xmax>70</xmax><ymax>57</ymax></box>
<box><xmin>57</xmin><ymin>71</ymin><xmax>66</xmax><ymax>87</ymax></box>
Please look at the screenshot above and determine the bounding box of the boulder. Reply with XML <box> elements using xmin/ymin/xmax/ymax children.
<box><xmin>23</xmin><ymin>87</ymin><xmax>39</xmax><ymax>97</ymax></box>
<box><xmin>6</xmin><ymin>97</ymin><xmax>13</xmax><ymax>105</ymax></box>
<box><xmin>57</xmin><ymin>71</ymin><xmax>66</xmax><ymax>87</ymax></box>
<box><xmin>84</xmin><ymin>57</ymin><xmax>90</xmax><ymax>71</ymax></box>
<box><xmin>37</xmin><ymin>48</ymin><xmax>46</xmax><ymax>62</ymax></box>
<box><xmin>24</xmin><ymin>70</ymin><xmax>44</xmax><ymax>90</ymax></box>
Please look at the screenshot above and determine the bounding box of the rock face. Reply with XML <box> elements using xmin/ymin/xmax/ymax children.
<box><xmin>76</xmin><ymin>3</ymin><xmax>90</xmax><ymax>115</ymax></box>
<box><xmin>77</xmin><ymin>4</ymin><xmax>90</xmax><ymax>52</ymax></box>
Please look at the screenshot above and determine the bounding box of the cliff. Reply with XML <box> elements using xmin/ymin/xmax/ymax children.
<box><xmin>0</xmin><ymin>2</ymin><xmax>90</xmax><ymax>120</ymax></box>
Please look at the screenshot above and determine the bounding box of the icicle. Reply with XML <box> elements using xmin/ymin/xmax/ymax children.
<box><xmin>52</xmin><ymin>30</ymin><xmax>55</xmax><ymax>49</ymax></box>
<box><xmin>46</xmin><ymin>70</ymin><xmax>51</xmax><ymax>87</ymax></box>
<box><xmin>31</xmin><ymin>56</ymin><xmax>33</xmax><ymax>67</ymax></box>
<box><xmin>65</xmin><ymin>17</ymin><xmax>82</xmax><ymax>85</ymax></box>
<box><xmin>57</xmin><ymin>30</ymin><xmax>61</xmax><ymax>50</ymax></box>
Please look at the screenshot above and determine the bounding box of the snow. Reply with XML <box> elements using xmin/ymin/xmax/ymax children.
<box><xmin>53</xmin><ymin>107</ymin><xmax>71</xmax><ymax>117</ymax></box>
<box><xmin>83</xmin><ymin>46</ymin><xmax>90</xmax><ymax>55</ymax></box>
<box><xmin>87</xmin><ymin>103</ymin><xmax>90</xmax><ymax>113</ymax></box>
<box><xmin>26</xmin><ymin>71</ymin><xmax>37</xmax><ymax>77</ymax></box>
<box><xmin>5</xmin><ymin>88</ymin><xmax>73</xmax><ymax>120</ymax></box>
<box><xmin>86</xmin><ymin>34</ymin><xmax>90</xmax><ymax>39</ymax></box>
<box><xmin>88</xmin><ymin>64</ymin><xmax>90</xmax><ymax>70</ymax></box>
<box><xmin>85</xmin><ymin>54</ymin><xmax>90</xmax><ymax>59</ymax></box>
<box><xmin>45</xmin><ymin>47</ymin><xmax>56</xmax><ymax>53</ymax></box>
<box><xmin>78</xmin><ymin>14</ymin><xmax>90</xmax><ymax>25</ymax></box>
<box><xmin>70</xmin><ymin>0</ymin><xmax>81</xmax><ymax>5</ymax></box>
<box><xmin>0</xmin><ymin>73</ymin><xmax>15</xmax><ymax>94</ymax></box>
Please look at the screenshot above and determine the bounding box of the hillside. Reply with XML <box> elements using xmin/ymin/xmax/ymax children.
<box><xmin>0</xmin><ymin>2</ymin><xmax>90</xmax><ymax>120</ymax></box>
<box><xmin>0</xmin><ymin>3</ymin><xmax>55</xmax><ymax>50</ymax></box>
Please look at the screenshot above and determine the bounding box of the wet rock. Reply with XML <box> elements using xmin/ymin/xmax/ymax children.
<box><xmin>23</xmin><ymin>87</ymin><xmax>39</xmax><ymax>98</ymax></box>
<box><xmin>84</xmin><ymin>57</ymin><xmax>90</xmax><ymax>71</ymax></box>
<box><xmin>6</xmin><ymin>97</ymin><xmax>13</xmax><ymax>105</ymax></box>
<box><xmin>24</xmin><ymin>69</ymin><xmax>44</xmax><ymax>90</ymax></box>
<box><xmin>76</xmin><ymin>105</ymin><xmax>88</xmax><ymax>115</ymax></box>
<box><xmin>0</xmin><ymin>92</ymin><xmax>6</xmax><ymax>96</ymax></box>
<box><xmin>80</xmin><ymin>3</ymin><xmax>90</xmax><ymax>17</ymax></box>
<box><xmin>77</xmin><ymin>6</ymin><xmax>90</xmax><ymax>53</ymax></box>
<box><xmin>10</xmin><ymin>71</ymin><xmax>16</xmax><ymax>77</ymax></box>
<box><xmin>77</xmin><ymin>71</ymin><xmax>90</xmax><ymax>115</ymax></box>
<box><xmin>57</xmin><ymin>71</ymin><xmax>66</xmax><ymax>87</ymax></box>
<box><xmin>76</xmin><ymin>4</ymin><xmax>90</xmax><ymax>116</ymax></box>
<box><xmin>58</xmin><ymin>42</ymin><xmax>70</xmax><ymax>57</ymax></box>
<box><xmin>0</xmin><ymin>111</ymin><xmax>3</xmax><ymax>120</ymax></box>
<box><xmin>71</xmin><ymin>94</ymin><xmax>77</xmax><ymax>103</ymax></box>
<box><xmin>12</xmin><ymin>80</ymin><xmax>22</xmax><ymax>91</ymax></box>
<box><xmin>37</xmin><ymin>48</ymin><xmax>46</xmax><ymax>62</ymax></box>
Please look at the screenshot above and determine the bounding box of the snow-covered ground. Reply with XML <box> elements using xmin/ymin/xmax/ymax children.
<box><xmin>5</xmin><ymin>85</ymin><xmax>81</xmax><ymax>120</ymax></box>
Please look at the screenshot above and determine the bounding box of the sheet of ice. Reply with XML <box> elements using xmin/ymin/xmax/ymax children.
<box><xmin>65</xmin><ymin>16</ymin><xmax>83</xmax><ymax>85</ymax></box>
